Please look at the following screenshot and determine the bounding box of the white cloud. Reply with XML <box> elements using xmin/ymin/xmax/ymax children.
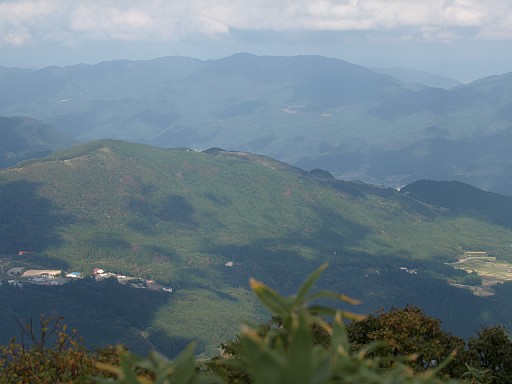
<box><xmin>67</xmin><ymin>1</ymin><xmax>230</xmax><ymax>40</ymax></box>
<box><xmin>443</xmin><ymin>1</ymin><xmax>486</xmax><ymax>26</ymax></box>
<box><xmin>0</xmin><ymin>0</ymin><xmax>511</xmax><ymax>47</ymax></box>
<box><xmin>70</xmin><ymin>5</ymin><xmax>154</xmax><ymax>40</ymax></box>
<box><xmin>3</xmin><ymin>30</ymin><xmax>31</xmax><ymax>46</ymax></box>
<box><xmin>0</xmin><ymin>0</ymin><xmax>64</xmax><ymax>45</ymax></box>
<box><xmin>474</xmin><ymin>2</ymin><xmax>512</xmax><ymax>39</ymax></box>
<box><xmin>420</xmin><ymin>26</ymin><xmax>461</xmax><ymax>43</ymax></box>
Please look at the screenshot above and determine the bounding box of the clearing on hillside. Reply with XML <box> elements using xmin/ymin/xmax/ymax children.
<box><xmin>448</xmin><ymin>254</ymin><xmax>512</xmax><ymax>296</ymax></box>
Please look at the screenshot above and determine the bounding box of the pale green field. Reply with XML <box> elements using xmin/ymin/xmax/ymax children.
<box><xmin>447</xmin><ymin>256</ymin><xmax>512</xmax><ymax>296</ymax></box>
<box><xmin>450</xmin><ymin>257</ymin><xmax>512</xmax><ymax>283</ymax></box>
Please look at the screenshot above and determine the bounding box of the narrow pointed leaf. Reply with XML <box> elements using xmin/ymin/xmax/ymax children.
<box><xmin>307</xmin><ymin>290</ymin><xmax>361</xmax><ymax>306</ymax></box>
<box><xmin>240</xmin><ymin>328</ymin><xmax>284</xmax><ymax>384</ymax></box>
<box><xmin>250</xmin><ymin>278</ymin><xmax>290</xmax><ymax>318</ymax></box>
<box><xmin>284</xmin><ymin>313</ymin><xmax>314</xmax><ymax>383</ymax></box>
<box><xmin>331</xmin><ymin>311</ymin><xmax>351</xmax><ymax>354</ymax></box>
<box><xmin>294</xmin><ymin>263</ymin><xmax>328</xmax><ymax>305</ymax></box>
<box><xmin>308</xmin><ymin>305</ymin><xmax>337</xmax><ymax>318</ymax></box>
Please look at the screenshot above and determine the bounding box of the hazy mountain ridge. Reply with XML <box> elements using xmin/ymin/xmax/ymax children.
<box><xmin>1</xmin><ymin>54</ymin><xmax>511</xmax><ymax>193</ymax></box>
<box><xmin>2</xmin><ymin>140</ymin><xmax>512</xmax><ymax>354</ymax></box>
<box><xmin>372</xmin><ymin>67</ymin><xmax>462</xmax><ymax>89</ymax></box>
<box><xmin>296</xmin><ymin>128</ymin><xmax>512</xmax><ymax>194</ymax></box>
<box><xmin>0</xmin><ymin>116</ymin><xmax>76</xmax><ymax>169</ymax></box>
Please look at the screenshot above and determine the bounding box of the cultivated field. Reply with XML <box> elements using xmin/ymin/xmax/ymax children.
<box><xmin>448</xmin><ymin>256</ymin><xmax>512</xmax><ymax>296</ymax></box>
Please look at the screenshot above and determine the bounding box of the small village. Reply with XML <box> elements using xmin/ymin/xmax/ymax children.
<box><xmin>0</xmin><ymin>253</ymin><xmax>173</xmax><ymax>293</ymax></box>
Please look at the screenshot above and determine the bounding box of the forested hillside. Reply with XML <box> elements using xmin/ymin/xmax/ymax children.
<box><xmin>402</xmin><ymin>180</ymin><xmax>512</xmax><ymax>228</ymax></box>
<box><xmin>2</xmin><ymin>140</ymin><xmax>512</xmax><ymax>355</ymax></box>
<box><xmin>0</xmin><ymin>116</ymin><xmax>75</xmax><ymax>169</ymax></box>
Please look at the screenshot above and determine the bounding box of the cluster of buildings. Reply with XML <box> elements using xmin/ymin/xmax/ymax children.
<box><xmin>1</xmin><ymin>265</ymin><xmax>172</xmax><ymax>293</ymax></box>
<box><xmin>0</xmin><ymin>268</ymin><xmax>82</xmax><ymax>289</ymax></box>
<box><xmin>399</xmin><ymin>266</ymin><xmax>418</xmax><ymax>275</ymax></box>
<box><xmin>92</xmin><ymin>268</ymin><xmax>173</xmax><ymax>292</ymax></box>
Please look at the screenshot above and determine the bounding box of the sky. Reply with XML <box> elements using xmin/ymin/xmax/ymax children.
<box><xmin>0</xmin><ymin>0</ymin><xmax>511</xmax><ymax>82</ymax></box>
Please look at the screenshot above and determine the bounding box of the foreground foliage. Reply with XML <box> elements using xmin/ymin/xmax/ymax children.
<box><xmin>0</xmin><ymin>316</ymin><xmax>118</xmax><ymax>383</ymax></box>
<box><xmin>466</xmin><ymin>326</ymin><xmax>512</xmax><ymax>383</ymax></box>
<box><xmin>2</xmin><ymin>265</ymin><xmax>512</xmax><ymax>383</ymax></box>
<box><xmin>347</xmin><ymin>306</ymin><xmax>467</xmax><ymax>377</ymax></box>
<box><xmin>96</xmin><ymin>264</ymin><xmax>462</xmax><ymax>383</ymax></box>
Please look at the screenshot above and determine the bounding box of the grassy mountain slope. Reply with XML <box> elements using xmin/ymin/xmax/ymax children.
<box><xmin>0</xmin><ymin>116</ymin><xmax>76</xmax><ymax>169</ymax></box>
<box><xmin>2</xmin><ymin>140</ymin><xmax>512</xmax><ymax>355</ymax></box>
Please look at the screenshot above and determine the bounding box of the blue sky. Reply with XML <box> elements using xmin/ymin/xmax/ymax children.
<box><xmin>1</xmin><ymin>0</ymin><xmax>511</xmax><ymax>82</ymax></box>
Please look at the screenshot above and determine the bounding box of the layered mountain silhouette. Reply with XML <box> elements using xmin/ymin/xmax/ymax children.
<box><xmin>1</xmin><ymin>54</ymin><xmax>511</xmax><ymax>193</ymax></box>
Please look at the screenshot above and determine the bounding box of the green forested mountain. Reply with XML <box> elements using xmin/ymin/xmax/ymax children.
<box><xmin>1</xmin><ymin>54</ymin><xmax>511</xmax><ymax>194</ymax></box>
<box><xmin>0</xmin><ymin>116</ymin><xmax>76</xmax><ymax>169</ymax></box>
<box><xmin>402</xmin><ymin>179</ymin><xmax>512</xmax><ymax>228</ymax></box>
<box><xmin>1</xmin><ymin>140</ymin><xmax>512</xmax><ymax>356</ymax></box>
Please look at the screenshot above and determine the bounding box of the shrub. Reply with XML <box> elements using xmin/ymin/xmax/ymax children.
<box><xmin>99</xmin><ymin>264</ymin><xmax>461</xmax><ymax>383</ymax></box>
<box><xmin>0</xmin><ymin>315</ymin><xmax>115</xmax><ymax>383</ymax></box>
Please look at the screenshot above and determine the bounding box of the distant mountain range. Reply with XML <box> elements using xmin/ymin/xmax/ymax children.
<box><xmin>2</xmin><ymin>140</ymin><xmax>512</xmax><ymax>355</ymax></box>
<box><xmin>1</xmin><ymin>54</ymin><xmax>511</xmax><ymax>194</ymax></box>
<box><xmin>0</xmin><ymin>116</ymin><xmax>75</xmax><ymax>168</ymax></box>
<box><xmin>371</xmin><ymin>67</ymin><xmax>462</xmax><ymax>89</ymax></box>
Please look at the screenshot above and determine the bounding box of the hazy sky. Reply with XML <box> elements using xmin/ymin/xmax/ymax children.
<box><xmin>1</xmin><ymin>0</ymin><xmax>511</xmax><ymax>82</ymax></box>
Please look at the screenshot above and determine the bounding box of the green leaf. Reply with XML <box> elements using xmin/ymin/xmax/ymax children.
<box><xmin>240</xmin><ymin>328</ymin><xmax>284</xmax><ymax>384</ymax></box>
<box><xmin>250</xmin><ymin>278</ymin><xmax>290</xmax><ymax>318</ymax></box>
<box><xmin>306</xmin><ymin>290</ymin><xmax>361</xmax><ymax>306</ymax></box>
<box><xmin>293</xmin><ymin>263</ymin><xmax>328</xmax><ymax>306</ymax></box>
<box><xmin>284</xmin><ymin>313</ymin><xmax>314</xmax><ymax>383</ymax></box>
<box><xmin>330</xmin><ymin>311</ymin><xmax>351</xmax><ymax>355</ymax></box>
